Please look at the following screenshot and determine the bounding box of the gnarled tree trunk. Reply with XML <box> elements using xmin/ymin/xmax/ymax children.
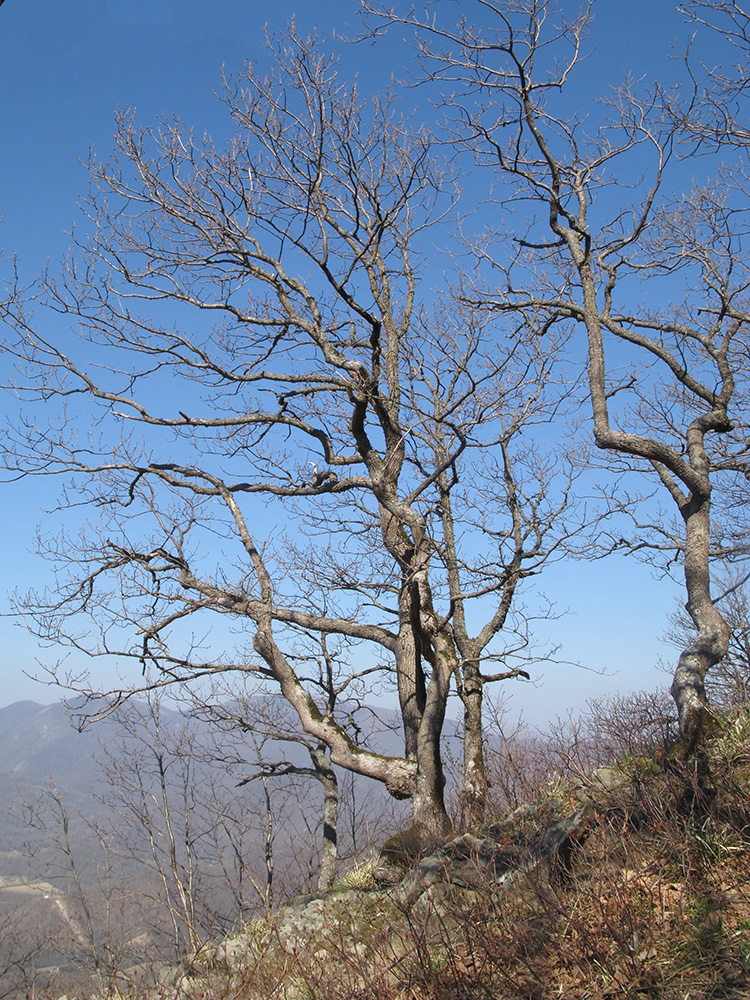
<box><xmin>673</xmin><ymin>495</ymin><xmax>732</xmax><ymax>747</ymax></box>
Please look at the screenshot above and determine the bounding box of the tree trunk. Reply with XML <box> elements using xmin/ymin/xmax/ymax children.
<box><xmin>410</xmin><ymin>632</ymin><xmax>456</xmax><ymax>839</ymax></box>
<box><xmin>461</xmin><ymin>665</ymin><xmax>487</xmax><ymax>831</ymax></box>
<box><xmin>575</xmin><ymin>251</ymin><xmax>734</xmax><ymax>750</ymax></box>
<box><xmin>410</xmin><ymin>767</ymin><xmax>452</xmax><ymax>840</ymax></box>
<box><xmin>395</xmin><ymin>583</ymin><xmax>425</xmax><ymax>762</ymax></box>
<box><xmin>261</xmin><ymin>777</ymin><xmax>274</xmax><ymax>915</ymax></box>
<box><xmin>672</xmin><ymin>497</ymin><xmax>732</xmax><ymax>747</ymax></box>
<box><xmin>311</xmin><ymin>746</ymin><xmax>339</xmax><ymax>892</ymax></box>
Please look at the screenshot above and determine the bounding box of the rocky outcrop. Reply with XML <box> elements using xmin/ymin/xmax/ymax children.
<box><xmin>172</xmin><ymin>766</ymin><xmax>640</xmax><ymax>999</ymax></box>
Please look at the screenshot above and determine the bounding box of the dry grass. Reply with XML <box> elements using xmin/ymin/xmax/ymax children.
<box><xmin>200</xmin><ymin>703</ymin><xmax>750</xmax><ymax>1000</ymax></box>
<box><xmin>12</xmin><ymin>700</ymin><xmax>750</xmax><ymax>1000</ymax></box>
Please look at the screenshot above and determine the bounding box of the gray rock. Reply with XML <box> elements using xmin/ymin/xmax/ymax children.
<box><xmin>171</xmin><ymin>766</ymin><xmax>638</xmax><ymax>997</ymax></box>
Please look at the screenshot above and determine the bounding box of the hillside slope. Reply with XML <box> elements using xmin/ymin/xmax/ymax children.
<box><xmin>174</xmin><ymin>707</ymin><xmax>750</xmax><ymax>1000</ymax></box>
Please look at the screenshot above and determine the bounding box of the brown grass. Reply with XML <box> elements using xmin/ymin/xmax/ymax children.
<box><xmin>10</xmin><ymin>698</ymin><xmax>750</xmax><ymax>1000</ymax></box>
<box><xmin>206</xmin><ymin>703</ymin><xmax>750</xmax><ymax>1000</ymax></box>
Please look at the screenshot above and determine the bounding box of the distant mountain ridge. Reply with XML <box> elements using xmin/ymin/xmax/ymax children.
<box><xmin>0</xmin><ymin>701</ymin><xmax>107</xmax><ymax>862</ymax></box>
<box><xmin>0</xmin><ymin>701</ymin><xmax>99</xmax><ymax>788</ymax></box>
<box><xmin>0</xmin><ymin>698</ymin><xmax>410</xmax><ymax>863</ymax></box>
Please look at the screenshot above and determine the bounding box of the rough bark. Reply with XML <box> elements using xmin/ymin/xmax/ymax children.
<box><xmin>311</xmin><ymin>746</ymin><xmax>339</xmax><ymax>893</ymax></box>
<box><xmin>412</xmin><ymin>627</ymin><xmax>455</xmax><ymax>836</ymax></box>
<box><xmin>461</xmin><ymin>665</ymin><xmax>488</xmax><ymax>831</ymax></box>
<box><xmin>674</xmin><ymin>498</ymin><xmax>733</xmax><ymax>745</ymax></box>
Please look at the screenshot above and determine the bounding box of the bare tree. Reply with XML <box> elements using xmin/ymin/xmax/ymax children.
<box><xmin>205</xmin><ymin>648</ymin><xmax>349</xmax><ymax>894</ymax></box>
<box><xmin>678</xmin><ymin>0</ymin><xmax>750</xmax><ymax>148</ymax></box>
<box><xmin>362</xmin><ymin>0</ymin><xmax>750</xmax><ymax>748</ymax></box>
<box><xmin>207</xmin><ymin>663</ymin><xmax>410</xmax><ymax>891</ymax></box>
<box><xmin>2</xmin><ymin>26</ymin><xmax>584</xmax><ymax>832</ymax></box>
<box><xmin>19</xmin><ymin>781</ymin><xmax>128</xmax><ymax>994</ymax></box>
<box><xmin>91</xmin><ymin>692</ymin><xmax>313</xmax><ymax>949</ymax></box>
<box><xmin>14</xmin><ymin>694</ymin><xmax>325</xmax><ymax>990</ymax></box>
<box><xmin>0</xmin><ymin>906</ymin><xmax>65</xmax><ymax>1000</ymax></box>
<box><xmin>198</xmin><ymin>765</ymin><xmax>280</xmax><ymax>920</ymax></box>
<box><xmin>93</xmin><ymin>696</ymin><xmax>215</xmax><ymax>959</ymax></box>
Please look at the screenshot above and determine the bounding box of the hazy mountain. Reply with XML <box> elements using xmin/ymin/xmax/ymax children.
<box><xmin>0</xmin><ymin>701</ymin><xmax>99</xmax><ymax>790</ymax></box>
<box><xmin>0</xmin><ymin>702</ymin><xmax>103</xmax><ymax>859</ymax></box>
<box><xmin>0</xmin><ymin>698</ymin><xmax>410</xmax><ymax>867</ymax></box>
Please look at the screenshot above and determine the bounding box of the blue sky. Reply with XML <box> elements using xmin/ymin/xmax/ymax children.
<box><xmin>0</xmin><ymin>0</ymin><xmax>711</xmax><ymax>718</ymax></box>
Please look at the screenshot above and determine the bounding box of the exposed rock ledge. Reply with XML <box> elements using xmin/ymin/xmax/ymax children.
<box><xmin>170</xmin><ymin>765</ymin><xmax>636</xmax><ymax>999</ymax></box>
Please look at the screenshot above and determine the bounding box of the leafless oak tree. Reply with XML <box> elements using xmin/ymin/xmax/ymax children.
<box><xmin>2</xmin><ymin>28</ymin><xmax>584</xmax><ymax>834</ymax></box>
<box><xmin>362</xmin><ymin>0</ymin><xmax>750</xmax><ymax>747</ymax></box>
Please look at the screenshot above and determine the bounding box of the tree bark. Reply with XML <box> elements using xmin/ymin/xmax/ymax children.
<box><xmin>410</xmin><ymin>629</ymin><xmax>456</xmax><ymax>838</ymax></box>
<box><xmin>673</xmin><ymin>497</ymin><xmax>732</xmax><ymax>746</ymax></box>
<box><xmin>311</xmin><ymin>746</ymin><xmax>339</xmax><ymax>893</ymax></box>
<box><xmin>461</xmin><ymin>665</ymin><xmax>488</xmax><ymax>831</ymax></box>
<box><xmin>252</xmin><ymin>626</ymin><xmax>417</xmax><ymax>799</ymax></box>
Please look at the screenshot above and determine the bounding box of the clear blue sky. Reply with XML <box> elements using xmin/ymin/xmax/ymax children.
<box><xmin>0</xmin><ymin>0</ymin><xmax>705</xmax><ymax>718</ymax></box>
